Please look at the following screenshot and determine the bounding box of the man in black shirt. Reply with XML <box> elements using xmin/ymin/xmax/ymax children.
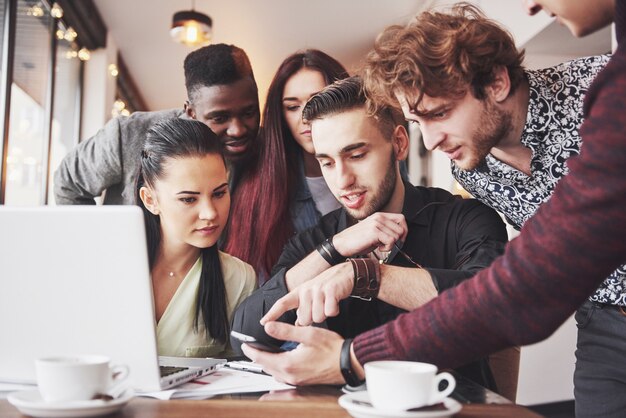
<box><xmin>232</xmin><ymin>77</ymin><xmax>507</xmax><ymax>389</ymax></box>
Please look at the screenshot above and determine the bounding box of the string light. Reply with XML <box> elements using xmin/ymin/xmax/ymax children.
<box><xmin>27</xmin><ymin>4</ymin><xmax>44</xmax><ymax>17</ymax></box>
<box><xmin>50</xmin><ymin>3</ymin><xmax>64</xmax><ymax>18</ymax></box>
<box><xmin>77</xmin><ymin>47</ymin><xmax>90</xmax><ymax>61</ymax></box>
<box><xmin>112</xmin><ymin>100</ymin><xmax>131</xmax><ymax>118</ymax></box>
<box><xmin>108</xmin><ymin>64</ymin><xmax>119</xmax><ymax>77</ymax></box>
<box><xmin>113</xmin><ymin>100</ymin><xmax>126</xmax><ymax>112</ymax></box>
<box><xmin>64</xmin><ymin>27</ymin><xmax>77</xmax><ymax>42</ymax></box>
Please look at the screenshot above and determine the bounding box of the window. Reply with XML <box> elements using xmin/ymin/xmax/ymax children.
<box><xmin>0</xmin><ymin>0</ymin><xmax>86</xmax><ymax>205</ymax></box>
<box><xmin>4</xmin><ymin>0</ymin><xmax>53</xmax><ymax>205</ymax></box>
<box><xmin>47</xmin><ymin>21</ymin><xmax>81</xmax><ymax>204</ymax></box>
<box><xmin>0</xmin><ymin>1</ymin><xmax>6</xmax><ymax>77</ymax></box>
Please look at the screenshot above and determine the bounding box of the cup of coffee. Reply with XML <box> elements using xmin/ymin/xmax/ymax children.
<box><xmin>364</xmin><ymin>361</ymin><xmax>455</xmax><ymax>411</ymax></box>
<box><xmin>36</xmin><ymin>355</ymin><xmax>129</xmax><ymax>402</ymax></box>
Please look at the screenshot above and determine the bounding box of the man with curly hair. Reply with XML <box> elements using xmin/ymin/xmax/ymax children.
<box><xmin>362</xmin><ymin>4</ymin><xmax>618</xmax><ymax>415</ymax></box>
<box><xmin>244</xmin><ymin>2</ymin><xmax>626</xmax><ymax>417</ymax></box>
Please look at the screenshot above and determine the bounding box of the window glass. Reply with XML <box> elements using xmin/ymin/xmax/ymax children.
<box><xmin>47</xmin><ymin>27</ymin><xmax>81</xmax><ymax>205</ymax></box>
<box><xmin>0</xmin><ymin>0</ymin><xmax>6</xmax><ymax>80</ymax></box>
<box><xmin>4</xmin><ymin>0</ymin><xmax>52</xmax><ymax>205</ymax></box>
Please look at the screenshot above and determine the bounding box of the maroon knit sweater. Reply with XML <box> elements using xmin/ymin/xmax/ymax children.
<box><xmin>354</xmin><ymin>2</ymin><xmax>626</xmax><ymax>368</ymax></box>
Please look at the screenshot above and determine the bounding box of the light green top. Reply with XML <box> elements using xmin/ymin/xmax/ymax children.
<box><xmin>156</xmin><ymin>251</ymin><xmax>257</xmax><ymax>357</ymax></box>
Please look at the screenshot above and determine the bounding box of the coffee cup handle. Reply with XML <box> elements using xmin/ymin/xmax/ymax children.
<box><xmin>110</xmin><ymin>364</ymin><xmax>129</xmax><ymax>384</ymax></box>
<box><xmin>430</xmin><ymin>371</ymin><xmax>456</xmax><ymax>404</ymax></box>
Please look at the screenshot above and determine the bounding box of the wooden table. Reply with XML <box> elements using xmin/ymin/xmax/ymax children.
<box><xmin>1</xmin><ymin>382</ymin><xmax>542</xmax><ymax>418</ymax></box>
<box><xmin>0</xmin><ymin>396</ymin><xmax>542</xmax><ymax>418</ymax></box>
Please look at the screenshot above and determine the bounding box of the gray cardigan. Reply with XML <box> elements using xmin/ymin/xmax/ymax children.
<box><xmin>54</xmin><ymin>109</ymin><xmax>186</xmax><ymax>205</ymax></box>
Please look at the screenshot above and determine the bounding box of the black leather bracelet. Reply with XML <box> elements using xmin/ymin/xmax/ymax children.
<box><xmin>316</xmin><ymin>238</ymin><xmax>345</xmax><ymax>266</ymax></box>
<box><xmin>340</xmin><ymin>338</ymin><xmax>363</xmax><ymax>387</ymax></box>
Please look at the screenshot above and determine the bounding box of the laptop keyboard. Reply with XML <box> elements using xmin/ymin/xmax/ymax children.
<box><xmin>160</xmin><ymin>366</ymin><xmax>189</xmax><ymax>377</ymax></box>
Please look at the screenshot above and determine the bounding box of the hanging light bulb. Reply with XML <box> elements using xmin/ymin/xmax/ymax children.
<box><xmin>170</xmin><ymin>1</ymin><xmax>212</xmax><ymax>47</ymax></box>
<box><xmin>56</xmin><ymin>29</ymin><xmax>64</xmax><ymax>40</ymax></box>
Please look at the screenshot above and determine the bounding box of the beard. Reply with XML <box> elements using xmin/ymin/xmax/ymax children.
<box><xmin>457</xmin><ymin>100</ymin><xmax>513</xmax><ymax>171</ymax></box>
<box><xmin>345</xmin><ymin>149</ymin><xmax>398</xmax><ymax>220</ymax></box>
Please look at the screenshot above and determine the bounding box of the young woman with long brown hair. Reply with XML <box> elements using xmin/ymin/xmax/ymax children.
<box><xmin>225</xmin><ymin>50</ymin><xmax>349</xmax><ymax>280</ymax></box>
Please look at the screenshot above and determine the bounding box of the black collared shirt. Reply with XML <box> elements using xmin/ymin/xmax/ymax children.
<box><xmin>232</xmin><ymin>182</ymin><xmax>507</xmax><ymax>388</ymax></box>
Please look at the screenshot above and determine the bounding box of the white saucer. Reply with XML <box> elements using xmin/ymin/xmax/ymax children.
<box><xmin>7</xmin><ymin>389</ymin><xmax>134</xmax><ymax>418</ymax></box>
<box><xmin>338</xmin><ymin>391</ymin><xmax>462</xmax><ymax>418</ymax></box>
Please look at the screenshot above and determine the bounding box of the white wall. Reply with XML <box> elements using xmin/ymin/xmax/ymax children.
<box><xmin>429</xmin><ymin>149</ymin><xmax>455</xmax><ymax>191</ymax></box>
<box><xmin>516</xmin><ymin>316</ymin><xmax>578</xmax><ymax>405</ymax></box>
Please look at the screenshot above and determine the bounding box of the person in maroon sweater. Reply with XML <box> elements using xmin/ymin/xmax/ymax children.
<box><xmin>360</xmin><ymin>3</ymin><xmax>617</xmax><ymax>416</ymax></box>
<box><xmin>242</xmin><ymin>0</ymin><xmax>626</xmax><ymax>409</ymax></box>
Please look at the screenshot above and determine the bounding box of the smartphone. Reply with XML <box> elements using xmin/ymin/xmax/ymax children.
<box><xmin>230</xmin><ymin>330</ymin><xmax>284</xmax><ymax>353</ymax></box>
<box><xmin>225</xmin><ymin>360</ymin><xmax>268</xmax><ymax>375</ymax></box>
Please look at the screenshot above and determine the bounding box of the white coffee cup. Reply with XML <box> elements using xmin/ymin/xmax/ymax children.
<box><xmin>364</xmin><ymin>361</ymin><xmax>455</xmax><ymax>411</ymax></box>
<box><xmin>36</xmin><ymin>355</ymin><xmax>129</xmax><ymax>402</ymax></box>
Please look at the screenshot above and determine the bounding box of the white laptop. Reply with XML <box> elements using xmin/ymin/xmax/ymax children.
<box><xmin>0</xmin><ymin>206</ymin><xmax>225</xmax><ymax>391</ymax></box>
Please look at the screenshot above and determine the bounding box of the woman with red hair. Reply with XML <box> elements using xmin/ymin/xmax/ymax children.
<box><xmin>225</xmin><ymin>50</ymin><xmax>349</xmax><ymax>280</ymax></box>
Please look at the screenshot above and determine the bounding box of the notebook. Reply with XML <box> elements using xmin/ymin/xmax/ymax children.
<box><xmin>0</xmin><ymin>206</ymin><xmax>225</xmax><ymax>391</ymax></box>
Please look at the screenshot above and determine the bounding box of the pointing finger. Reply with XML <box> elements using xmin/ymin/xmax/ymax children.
<box><xmin>261</xmin><ymin>293</ymin><xmax>299</xmax><ymax>325</ymax></box>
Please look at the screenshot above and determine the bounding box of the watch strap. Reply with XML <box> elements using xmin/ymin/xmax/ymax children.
<box><xmin>340</xmin><ymin>338</ymin><xmax>363</xmax><ymax>387</ymax></box>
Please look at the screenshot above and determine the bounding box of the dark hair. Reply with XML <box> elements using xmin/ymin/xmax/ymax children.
<box><xmin>362</xmin><ymin>3</ymin><xmax>525</xmax><ymax>114</ymax></box>
<box><xmin>135</xmin><ymin>118</ymin><xmax>229</xmax><ymax>343</ymax></box>
<box><xmin>184</xmin><ymin>43</ymin><xmax>256</xmax><ymax>103</ymax></box>
<box><xmin>225</xmin><ymin>49</ymin><xmax>348</xmax><ymax>279</ymax></box>
<box><xmin>303</xmin><ymin>76</ymin><xmax>397</xmax><ymax>138</ymax></box>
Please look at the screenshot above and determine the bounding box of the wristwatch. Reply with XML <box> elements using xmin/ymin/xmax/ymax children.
<box><xmin>340</xmin><ymin>338</ymin><xmax>364</xmax><ymax>387</ymax></box>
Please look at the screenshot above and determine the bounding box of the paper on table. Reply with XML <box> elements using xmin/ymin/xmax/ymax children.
<box><xmin>137</xmin><ymin>367</ymin><xmax>293</xmax><ymax>400</ymax></box>
<box><xmin>0</xmin><ymin>382</ymin><xmax>37</xmax><ymax>400</ymax></box>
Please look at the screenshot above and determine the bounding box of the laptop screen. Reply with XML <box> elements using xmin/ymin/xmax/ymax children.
<box><xmin>0</xmin><ymin>206</ymin><xmax>163</xmax><ymax>391</ymax></box>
